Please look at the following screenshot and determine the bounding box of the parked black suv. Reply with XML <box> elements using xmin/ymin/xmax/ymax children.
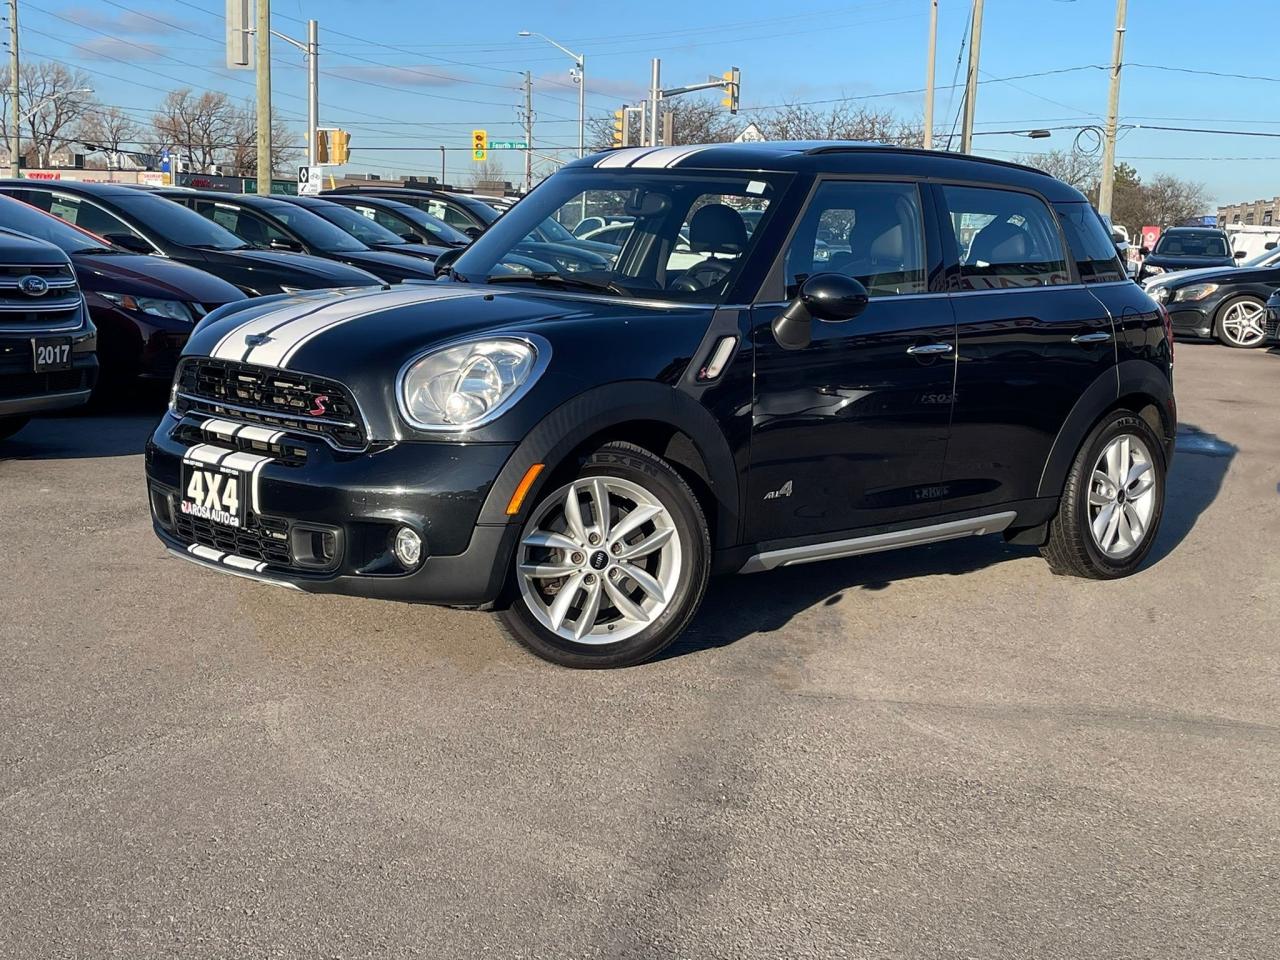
<box><xmin>0</xmin><ymin>180</ymin><xmax>383</xmax><ymax>296</ymax></box>
<box><xmin>1137</xmin><ymin>226</ymin><xmax>1242</xmax><ymax>282</ymax></box>
<box><xmin>146</xmin><ymin>143</ymin><xmax>1175</xmax><ymax>667</ymax></box>
<box><xmin>0</xmin><ymin>229</ymin><xmax>96</xmax><ymax>440</ymax></box>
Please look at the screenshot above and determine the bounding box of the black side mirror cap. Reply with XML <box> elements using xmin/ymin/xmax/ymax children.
<box><xmin>103</xmin><ymin>233</ymin><xmax>152</xmax><ymax>254</ymax></box>
<box><xmin>1234</xmin><ymin>250</ymin><xmax>1247</xmax><ymax>259</ymax></box>
<box><xmin>772</xmin><ymin>273</ymin><xmax>870</xmax><ymax>350</ymax></box>
<box><xmin>269</xmin><ymin>237</ymin><xmax>303</xmax><ymax>252</ymax></box>
<box><xmin>433</xmin><ymin>247</ymin><xmax>463</xmax><ymax>276</ymax></box>
<box><xmin>464</xmin><ymin>226</ymin><xmax>484</xmax><ymax>239</ymax></box>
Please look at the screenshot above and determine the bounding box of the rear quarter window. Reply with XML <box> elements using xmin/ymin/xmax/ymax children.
<box><xmin>1053</xmin><ymin>202</ymin><xmax>1127</xmax><ymax>283</ymax></box>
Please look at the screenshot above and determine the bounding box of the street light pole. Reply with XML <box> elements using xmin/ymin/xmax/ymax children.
<box><xmin>8</xmin><ymin>0</ymin><xmax>19</xmax><ymax>178</ymax></box>
<box><xmin>517</xmin><ymin>31</ymin><xmax>585</xmax><ymax>159</ymax></box>
<box><xmin>923</xmin><ymin>0</ymin><xmax>938</xmax><ymax>149</ymax></box>
<box><xmin>960</xmin><ymin>0</ymin><xmax>985</xmax><ymax>154</ymax></box>
<box><xmin>1097</xmin><ymin>0</ymin><xmax>1128</xmax><ymax>218</ymax></box>
<box><xmin>255</xmin><ymin>0</ymin><xmax>271</xmax><ymax>194</ymax></box>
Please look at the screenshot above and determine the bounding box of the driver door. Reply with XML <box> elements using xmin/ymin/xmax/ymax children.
<box><xmin>747</xmin><ymin>179</ymin><xmax>958</xmax><ymax>544</ymax></box>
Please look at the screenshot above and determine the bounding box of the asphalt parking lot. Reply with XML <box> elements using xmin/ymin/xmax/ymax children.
<box><xmin>1</xmin><ymin>343</ymin><xmax>1277</xmax><ymax>959</ymax></box>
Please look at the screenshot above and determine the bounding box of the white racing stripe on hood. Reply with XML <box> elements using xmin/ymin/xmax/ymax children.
<box><xmin>243</xmin><ymin>286</ymin><xmax>494</xmax><ymax>369</ymax></box>
<box><xmin>209</xmin><ymin>296</ymin><xmax>351</xmax><ymax>362</ymax></box>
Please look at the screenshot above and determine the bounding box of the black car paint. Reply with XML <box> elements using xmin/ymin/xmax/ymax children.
<box><xmin>153</xmin><ymin>189</ymin><xmax>437</xmax><ymax>284</ymax></box>
<box><xmin>323</xmin><ymin>186</ymin><xmax>500</xmax><ymax>233</ymax></box>
<box><xmin>0</xmin><ymin>229</ymin><xmax>98</xmax><ymax>420</ymax></box>
<box><xmin>321</xmin><ymin>195</ymin><xmax>471</xmax><ymax>249</ymax></box>
<box><xmin>146</xmin><ymin>143</ymin><xmax>1175</xmax><ymax>606</ymax></box>
<box><xmin>277</xmin><ymin>195</ymin><xmax>451</xmax><ymax>263</ymax></box>
<box><xmin>1146</xmin><ymin>263</ymin><xmax>1280</xmax><ymax>339</ymax></box>
<box><xmin>1137</xmin><ymin>227</ymin><xmax>1238</xmax><ymax>282</ymax></box>
<box><xmin>0</xmin><ymin>180</ymin><xmax>384</xmax><ymax>297</ymax></box>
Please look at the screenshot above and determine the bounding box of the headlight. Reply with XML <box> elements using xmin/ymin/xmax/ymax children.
<box><xmin>1143</xmin><ymin>264</ymin><xmax>1165</xmax><ymax>277</ymax></box>
<box><xmin>100</xmin><ymin>292</ymin><xmax>194</xmax><ymax>323</ymax></box>
<box><xmin>398</xmin><ymin>336</ymin><xmax>547</xmax><ymax>431</ymax></box>
<box><xmin>1172</xmin><ymin>282</ymin><xmax>1219</xmax><ymax>303</ymax></box>
<box><xmin>1149</xmin><ymin>285</ymin><xmax>1171</xmax><ymax>303</ymax></box>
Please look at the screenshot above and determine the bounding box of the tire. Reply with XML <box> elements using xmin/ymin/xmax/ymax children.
<box><xmin>497</xmin><ymin>441</ymin><xmax>710</xmax><ymax>668</ymax></box>
<box><xmin>1215</xmin><ymin>295</ymin><xmax>1268</xmax><ymax>348</ymax></box>
<box><xmin>1040</xmin><ymin>410</ymin><xmax>1166</xmax><ymax>579</ymax></box>
<box><xmin>0</xmin><ymin>415</ymin><xmax>30</xmax><ymax>442</ymax></box>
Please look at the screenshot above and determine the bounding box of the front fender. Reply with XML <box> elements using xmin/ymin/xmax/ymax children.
<box><xmin>474</xmin><ymin>380</ymin><xmax>741</xmax><ymax>550</ymax></box>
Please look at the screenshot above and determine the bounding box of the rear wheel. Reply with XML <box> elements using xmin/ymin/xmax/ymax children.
<box><xmin>498</xmin><ymin>441</ymin><xmax>710</xmax><ymax>668</ymax></box>
<box><xmin>1216</xmin><ymin>296</ymin><xmax>1268</xmax><ymax>348</ymax></box>
<box><xmin>0</xmin><ymin>415</ymin><xmax>30</xmax><ymax>441</ymax></box>
<box><xmin>1041</xmin><ymin>411</ymin><xmax>1166</xmax><ymax>579</ymax></box>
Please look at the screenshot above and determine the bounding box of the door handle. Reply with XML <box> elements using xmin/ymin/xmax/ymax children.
<box><xmin>906</xmin><ymin>342</ymin><xmax>954</xmax><ymax>356</ymax></box>
<box><xmin>1071</xmin><ymin>331</ymin><xmax>1112</xmax><ymax>344</ymax></box>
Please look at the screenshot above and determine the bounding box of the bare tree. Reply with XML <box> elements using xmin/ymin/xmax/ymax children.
<box><xmin>151</xmin><ymin>88</ymin><xmax>236</xmax><ymax>172</ymax></box>
<box><xmin>756</xmin><ymin>103</ymin><xmax>923</xmax><ymax>146</ymax></box>
<box><xmin>1139</xmin><ymin>173</ymin><xmax>1210</xmax><ymax>229</ymax></box>
<box><xmin>1013</xmin><ymin>148</ymin><xmax>1099</xmax><ymax>192</ymax></box>
<box><xmin>74</xmin><ymin>106</ymin><xmax>142</xmax><ymax>168</ymax></box>
<box><xmin>0</xmin><ymin>62</ymin><xmax>96</xmax><ymax>166</ymax></box>
<box><xmin>470</xmin><ymin>157</ymin><xmax>508</xmax><ymax>189</ymax></box>
<box><xmin>225</xmin><ymin>101</ymin><xmax>300</xmax><ymax>176</ymax></box>
<box><xmin>587</xmin><ymin>97</ymin><xmax>738</xmax><ymax>151</ymax></box>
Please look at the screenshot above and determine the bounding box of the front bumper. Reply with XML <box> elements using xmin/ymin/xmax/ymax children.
<box><xmin>0</xmin><ymin>327</ymin><xmax>98</xmax><ymax>417</ymax></box>
<box><xmin>1165</xmin><ymin>302</ymin><xmax>1215</xmax><ymax>340</ymax></box>
<box><xmin>145</xmin><ymin>411</ymin><xmax>520</xmax><ymax>605</ymax></box>
<box><xmin>1266</xmin><ymin>301</ymin><xmax>1280</xmax><ymax>345</ymax></box>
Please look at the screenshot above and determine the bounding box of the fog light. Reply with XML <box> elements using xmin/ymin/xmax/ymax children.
<box><xmin>393</xmin><ymin>526</ymin><xmax>422</xmax><ymax>567</ymax></box>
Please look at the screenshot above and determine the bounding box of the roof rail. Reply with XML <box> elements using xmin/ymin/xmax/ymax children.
<box><xmin>802</xmin><ymin>143</ymin><xmax>1045</xmax><ymax>176</ymax></box>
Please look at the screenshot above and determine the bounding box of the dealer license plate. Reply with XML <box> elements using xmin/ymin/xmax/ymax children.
<box><xmin>180</xmin><ymin>461</ymin><xmax>246</xmax><ymax>528</ymax></box>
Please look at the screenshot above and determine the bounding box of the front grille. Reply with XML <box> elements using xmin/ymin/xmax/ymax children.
<box><xmin>175</xmin><ymin>511</ymin><xmax>293</xmax><ymax>567</ymax></box>
<box><xmin>0</xmin><ymin>263</ymin><xmax>81</xmax><ymax>328</ymax></box>
<box><xmin>172</xmin><ymin>358</ymin><xmax>367</xmax><ymax>449</ymax></box>
<box><xmin>0</xmin><ymin>368</ymin><xmax>89</xmax><ymax>399</ymax></box>
<box><xmin>171</xmin><ymin>420</ymin><xmax>309</xmax><ymax>466</ymax></box>
<box><xmin>1266</xmin><ymin>305</ymin><xmax>1279</xmax><ymax>342</ymax></box>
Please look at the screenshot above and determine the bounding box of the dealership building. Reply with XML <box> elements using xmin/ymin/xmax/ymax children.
<box><xmin>1217</xmin><ymin>196</ymin><xmax>1280</xmax><ymax>227</ymax></box>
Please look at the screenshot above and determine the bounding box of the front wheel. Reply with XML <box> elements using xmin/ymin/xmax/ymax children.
<box><xmin>1216</xmin><ymin>296</ymin><xmax>1268</xmax><ymax>348</ymax></box>
<box><xmin>1041</xmin><ymin>411</ymin><xmax>1166</xmax><ymax>579</ymax></box>
<box><xmin>498</xmin><ymin>441</ymin><xmax>710</xmax><ymax>668</ymax></box>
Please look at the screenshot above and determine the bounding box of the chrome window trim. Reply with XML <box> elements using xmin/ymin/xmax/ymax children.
<box><xmin>395</xmin><ymin>332</ymin><xmax>552</xmax><ymax>434</ymax></box>
<box><xmin>38</xmin><ymin>188</ymin><xmax>168</xmax><ymax>257</ymax></box>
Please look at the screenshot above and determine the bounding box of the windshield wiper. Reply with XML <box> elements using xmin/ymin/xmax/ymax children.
<box><xmin>485</xmin><ymin>271</ymin><xmax>629</xmax><ymax>295</ymax></box>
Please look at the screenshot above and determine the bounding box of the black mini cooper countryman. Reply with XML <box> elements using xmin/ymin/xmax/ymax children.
<box><xmin>145</xmin><ymin>142</ymin><xmax>1176</xmax><ymax>668</ymax></box>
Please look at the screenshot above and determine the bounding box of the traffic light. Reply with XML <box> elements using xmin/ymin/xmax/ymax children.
<box><xmin>612</xmin><ymin>109</ymin><xmax>625</xmax><ymax>147</ymax></box>
<box><xmin>721</xmin><ymin>67</ymin><xmax>740</xmax><ymax>114</ymax></box>
<box><xmin>315</xmin><ymin>128</ymin><xmax>330</xmax><ymax>164</ymax></box>
<box><xmin>472</xmin><ymin>128</ymin><xmax>488</xmax><ymax>162</ymax></box>
<box><xmin>330</xmin><ymin>129</ymin><xmax>350</xmax><ymax>165</ymax></box>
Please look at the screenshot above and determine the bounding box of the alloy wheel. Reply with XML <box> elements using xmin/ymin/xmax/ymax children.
<box><xmin>1087</xmin><ymin>434</ymin><xmax>1158</xmax><ymax>560</ymax></box>
<box><xmin>1220</xmin><ymin>299</ymin><xmax>1267</xmax><ymax>347</ymax></box>
<box><xmin>516</xmin><ymin>476</ymin><xmax>683</xmax><ymax>644</ymax></box>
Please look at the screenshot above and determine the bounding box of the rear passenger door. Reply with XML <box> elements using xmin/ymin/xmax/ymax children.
<box><xmin>935</xmin><ymin>184</ymin><xmax>1116</xmax><ymax>508</ymax></box>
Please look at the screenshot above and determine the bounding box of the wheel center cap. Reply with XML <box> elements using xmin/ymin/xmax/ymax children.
<box><xmin>589</xmin><ymin>550</ymin><xmax>609</xmax><ymax>570</ymax></box>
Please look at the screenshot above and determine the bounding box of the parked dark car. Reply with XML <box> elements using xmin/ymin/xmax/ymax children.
<box><xmin>1137</xmin><ymin>226</ymin><xmax>1242</xmax><ymax>282</ymax></box>
<box><xmin>1143</xmin><ymin>246</ymin><xmax>1280</xmax><ymax>348</ymax></box>
<box><xmin>146</xmin><ymin>142</ymin><xmax>1175</xmax><ymax>668</ymax></box>
<box><xmin>323</xmin><ymin>185</ymin><xmax>500</xmax><ymax>236</ymax></box>
<box><xmin>0</xmin><ymin>194</ymin><xmax>245</xmax><ymax>386</ymax></box>
<box><xmin>0</xmin><ymin>229</ymin><xmax>96</xmax><ymax>440</ymax></box>
<box><xmin>152</xmin><ymin>189</ymin><xmax>436</xmax><ymax>284</ymax></box>
<box><xmin>0</xmin><ymin>180</ymin><xmax>383</xmax><ymax>297</ymax></box>
<box><xmin>1264</xmin><ymin>288</ymin><xmax>1280</xmax><ymax>346</ymax></box>
<box><xmin>278</xmin><ymin>195</ymin><xmax>450</xmax><ymax>262</ymax></box>
<box><xmin>320</xmin><ymin>194</ymin><xmax>471</xmax><ymax>249</ymax></box>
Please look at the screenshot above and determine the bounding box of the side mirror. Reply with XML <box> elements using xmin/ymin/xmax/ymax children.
<box><xmin>103</xmin><ymin>232</ymin><xmax>152</xmax><ymax>254</ymax></box>
<box><xmin>269</xmin><ymin>237</ymin><xmax>303</xmax><ymax>252</ymax></box>
<box><xmin>1234</xmin><ymin>250</ymin><xmax>1247</xmax><ymax>259</ymax></box>
<box><xmin>772</xmin><ymin>273</ymin><xmax>869</xmax><ymax>350</ymax></box>
<box><xmin>433</xmin><ymin>247</ymin><xmax>463</xmax><ymax>277</ymax></box>
<box><xmin>401</xmin><ymin>232</ymin><xmax>422</xmax><ymax>243</ymax></box>
<box><xmin>1139</xmin><ymin>246</ymin><xmax>1150</xmax><ymax>256</ymax></box>
<box><xmin>464</xmin><ymin>226</ymin><xmax>484</xmax><ymax>240</ymax></box>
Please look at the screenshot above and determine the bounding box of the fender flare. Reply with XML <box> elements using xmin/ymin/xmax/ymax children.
<box><xmin>475</xmin><ymin>380</ymin><xmax>741</xmax><ymax>549</ymax></box>
<box><xmin>1036</xmin><ymin>359</ymin><xmax>1173</xmax><ymax>498</ymax></box>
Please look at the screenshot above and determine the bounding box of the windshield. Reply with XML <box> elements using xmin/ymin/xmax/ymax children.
<box><xmin>450</xmin><ymin>171</ymin><xmax>786</xmax><ymax>302</ymax></box>
<box><xmin>1154</xmin><ymin>232</ymin><xmax>1229</xmax><ymax>257</ymax></box>
<box><xmin>401</xmin><ymin>208</ymin><xmax>470</xmax><ymax>245</ymax></box>
<box><xmin>0</xmin><ymin>195</ymin><xmax>114</xmax><ymax>253</ymax></box>
<box><xmin>266</xmin><ymin>203</ymin><xmax>367</xmax><ymax>252</ymax></box>
<box><xmin>112</xmin><ymin>192</ymin><xmax>247</xmax><ymax>249</ymax></box>
<box><xmin>1240</xmin><ymin>246</ymin><xmax>1280</xmax><ymax>268</ymax></box>
<box><xmin>306</xmin><ymin>201</ymin><xmax>407</xmax><ymax>246</ymax></box>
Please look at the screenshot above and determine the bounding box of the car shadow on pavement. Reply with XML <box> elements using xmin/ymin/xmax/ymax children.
<box><xmin>667</xmin><ymin>421</ymin><xmax>1236</xmax><ymax>660</ymax></box>
<box><xmin>0</xmin><ymin>413</ymin><xmax>160</xmax><ymax>461</ymax></box>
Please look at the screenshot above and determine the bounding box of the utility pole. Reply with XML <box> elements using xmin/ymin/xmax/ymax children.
<box><xmin>923</xmin><ymin>0</ymin><xmax>938</xmax><ymax>149</ymax></box>
<box><xmin>255</xmin><ymin>0</ymin><xmax>271</xmax><ymax>194</ymax></box>
<box><xmin>8</xmin><ymin>0</ymin><xmax>19</xmax><ymax>178</ymax></box>
<box><xmin>959</xmin><ymin>0</ymin><xmax>984</xmax><ymax>154</ymax></box>
<box><xmin>1097</xmin><ymin>0</ymin><xmax>1128</xmax><ymax>218</ymax></box>
<box><xmin>649</xmin><ymin>59</ymin><xmax>661</xmax><ymax>147</ymax></box>
<box><xmin>522</xmin><ymin>71</ymin><xmax>534</xmax><ymax>193</ymax></box>
<box><xmin>306</xmin><ymin>19</ymin><xmax>317</xmax><ymax>168</ymax></box>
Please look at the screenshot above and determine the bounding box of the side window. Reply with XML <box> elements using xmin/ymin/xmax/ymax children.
<box><xmin>50</xmin><ymin>195</ymin><xmax>140</xmax><ymax>242</ymax></box>
<box><xmin>1052</xmin><ymin>202</ymin><xmax>1126</xmax><ymax>283</ymax></box>
<box><xmin>785</xmin><ymin>181</ymin><xmax>926</xmax><ymax>298</ymax></box>
<box><xmin>365</xmin><ymin>208</ymin><xmax>406</xmax><ymax>234</ymax></box>
<box><xmin>942</xmin><ymin>185</ymin><xmax>1070</xmax><ymax>289</ymax></box>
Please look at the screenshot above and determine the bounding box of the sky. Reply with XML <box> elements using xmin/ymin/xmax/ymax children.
<box><xmin>17</xmin><ymin>0</ymin><xmax>1280</xmax><ymax>209</ymax></box>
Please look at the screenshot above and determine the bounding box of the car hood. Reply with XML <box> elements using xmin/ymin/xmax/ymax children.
<box><xmin>333</xmin><ymin>248</ymin><xmax>437</xmax><ymax>280</ymax></box>
<box><xmin>1146</xmin><ymin>264</ymin><xmax>1279</xmax><ymax>289</ymax></box>
<box><xmin>74</xmin><ymin>252</ymin><xmax>245</xmax><ymax>303</ymax></box>
<box><xmin>0</xmin><ymin>230</ymin><xmax>72</xmax><ymax>265</ymax></box>
<box><xmin>1144</xmin><ymin>253</ymin><xmax>1235</xmax><ymax>271</ymax></box>
<box><xmin>217</xmin><ymin>247</ymin><xmax>383</xmax><ymax>284</ymax></box>
<box><xmin>370</xmin><ymin>241</ymin><xmax>450</xmax><ymax>261</ymax></box>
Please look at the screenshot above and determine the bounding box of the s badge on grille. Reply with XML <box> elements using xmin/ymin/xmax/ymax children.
<box><xmin>244</xmin><ymin>333</ymin><xmax>274</xmax><ymax>347</ymax></box>
<box><xmin>18</xmin><ymin>275</ymin><xmax>49</xmax><ymax>297</ymax></box>
<box><xmin>308</xmin><ymin>394</ymin><xmax>329</xmax><ymax>416</ymax></box>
